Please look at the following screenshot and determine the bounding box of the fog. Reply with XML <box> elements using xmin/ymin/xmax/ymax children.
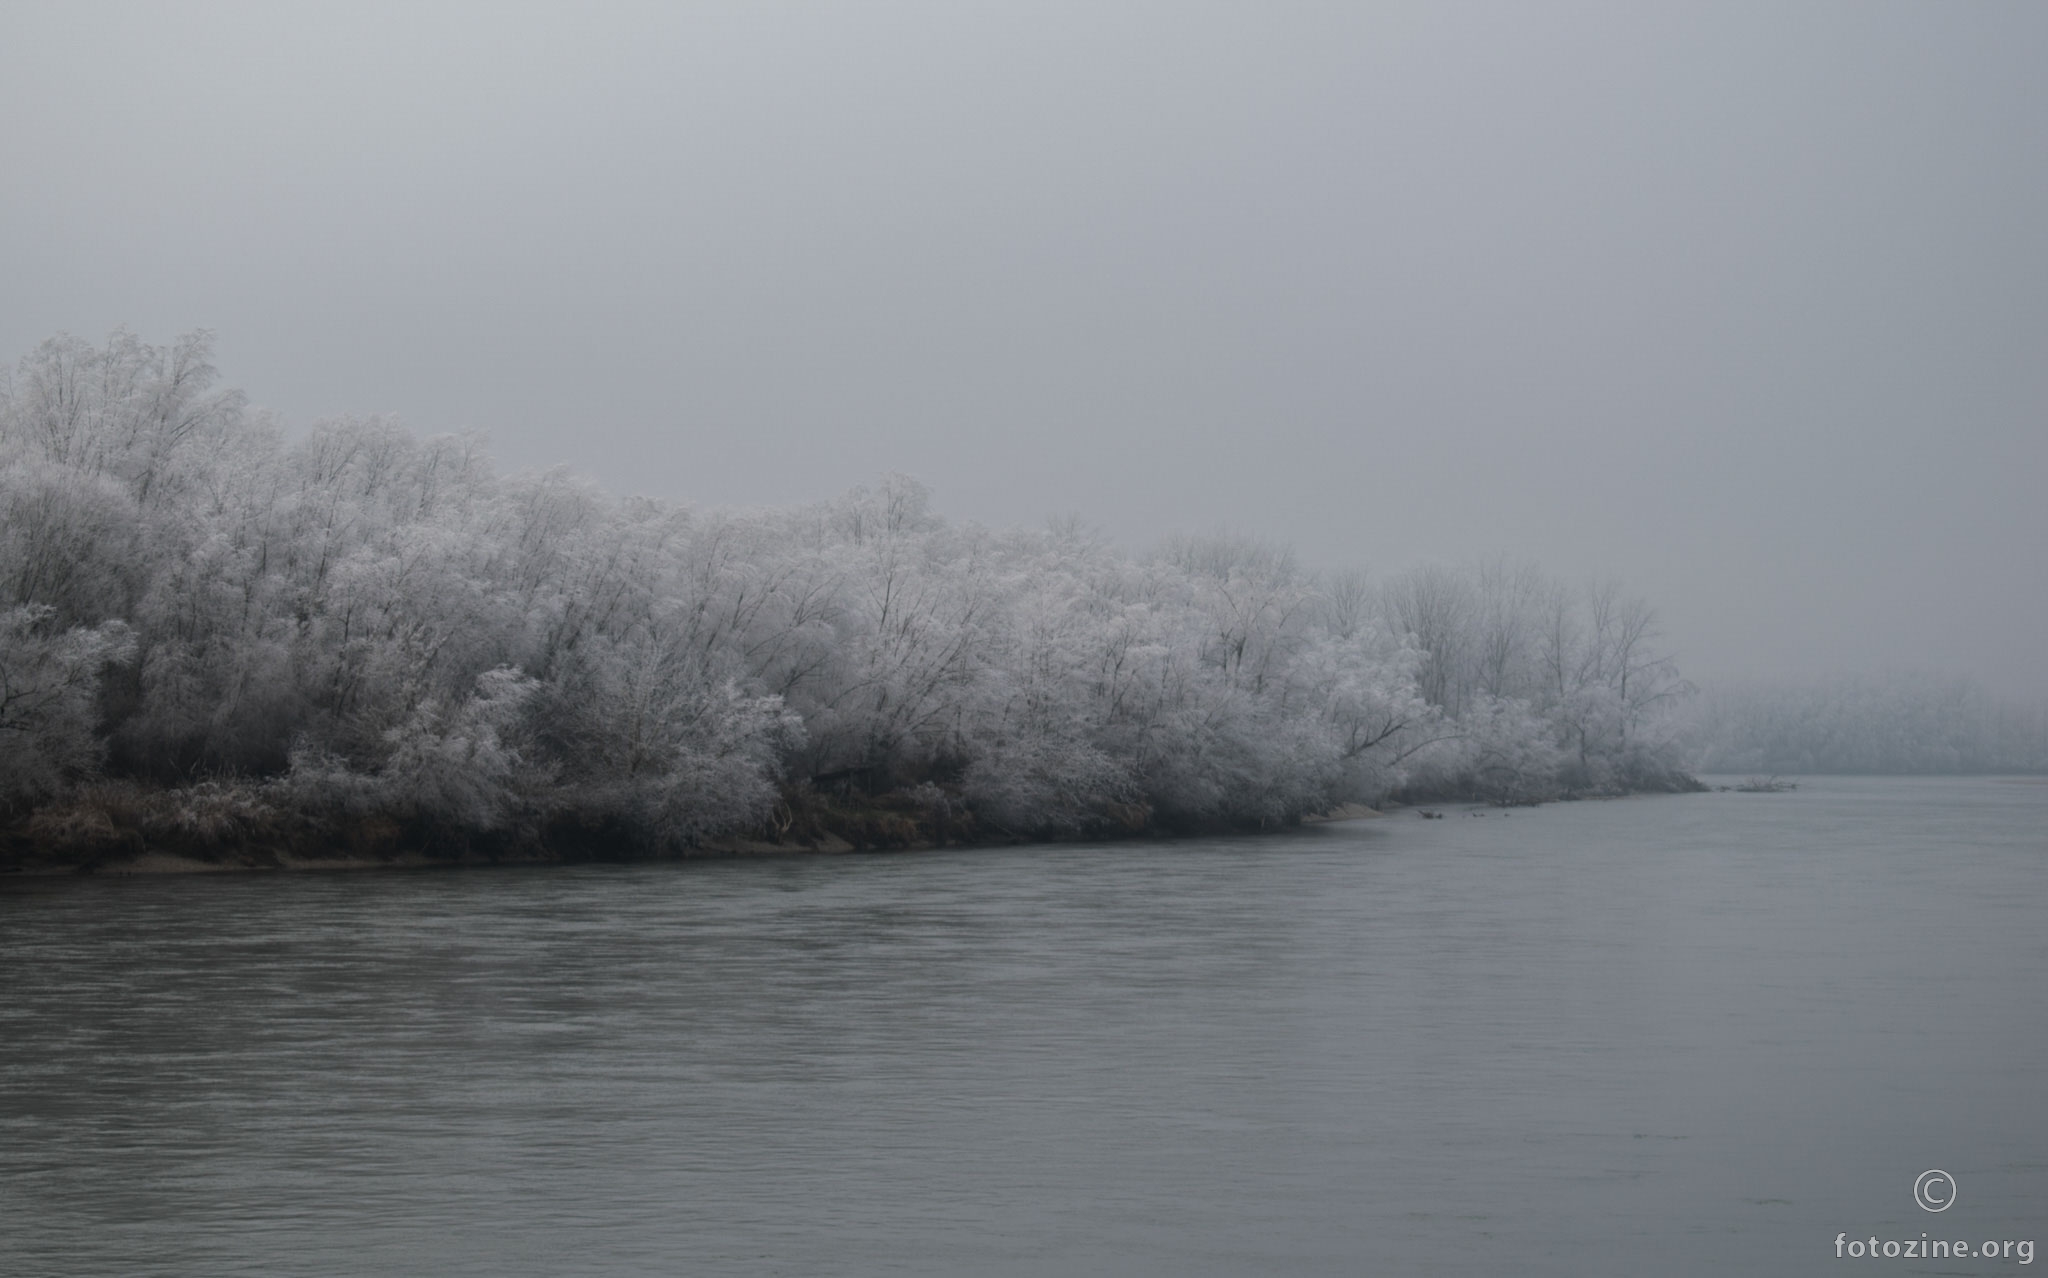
<box><xmin>5</xmin><ymin>1</ymin><xmax>2043</xmax><ymax>695</ymax></box>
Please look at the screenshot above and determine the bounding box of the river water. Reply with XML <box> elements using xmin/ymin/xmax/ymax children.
<box><xmin>3</xmin><ymin>776</ymin><xmax>2044</xmax><ymax>1276</ymax></box>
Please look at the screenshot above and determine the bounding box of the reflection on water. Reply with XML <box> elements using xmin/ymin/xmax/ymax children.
<box><xmin>3</xmin><ymin>777</ymin><xmax>2045</xmax><ymax>1277</ymax></box>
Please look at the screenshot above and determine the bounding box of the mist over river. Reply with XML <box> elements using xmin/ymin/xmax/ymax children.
<box><xmin>4</xmin><ymin>777</ymin><xmax>2044</xmax><ymax>1277</ymax></box>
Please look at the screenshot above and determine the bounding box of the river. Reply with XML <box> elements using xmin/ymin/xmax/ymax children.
<box><xmin>3</xmin><ymin>776</ymin><xmax>2044</xmax><ymax>1276</ymax></box>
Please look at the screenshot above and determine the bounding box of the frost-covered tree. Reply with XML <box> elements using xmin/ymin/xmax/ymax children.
<box><xmin>2</xmin><ymin>330</ymin><xmax>1714</xmax><ymax>862</ymax></box>
<box><xmin>1376</xmin><ymin>566</ymin><xmax>1696</xmax><ymax>799</ymax></box>
<box><xmin>1690</xmin><ymin>673</ymin><xmax>2048</xmax><ymax>775</ymax></box>
<box><xmin>0</xmin><ymin>607</ymin><xmax>134</xmax><ymax>803</ymax></box>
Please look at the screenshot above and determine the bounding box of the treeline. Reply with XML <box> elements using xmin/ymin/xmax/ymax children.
<box><xmin>1</xmin><ymin>331</ymin><xmax>1696</xmax><ymax>866</ymax></box>
<box><xmin>1690</xmin><ymin>674</ymin><xmax>2048</xmax><ymax>775</ymax></box>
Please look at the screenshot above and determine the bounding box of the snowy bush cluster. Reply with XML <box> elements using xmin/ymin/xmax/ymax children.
<box><xmin>1</xmin><ymin>332</ymin><xmax>1697</xmax><ymax>856</ymax></box>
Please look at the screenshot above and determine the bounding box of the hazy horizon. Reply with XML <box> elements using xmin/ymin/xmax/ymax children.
<box><xmin>6</xmin><ymin>2</ymin><xmax>2043</xmax><ymax>696</ymax></box>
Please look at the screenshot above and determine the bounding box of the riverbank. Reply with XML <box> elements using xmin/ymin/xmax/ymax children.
<box><xmin>6</xmin><ymin>773</ymin><xmax>1725</xmax><ymax>879</ymax></box>
<box><xmin>1</xmin><ymin>781</ymin><xmax>1407</xmax><ymax>877</ymax></box>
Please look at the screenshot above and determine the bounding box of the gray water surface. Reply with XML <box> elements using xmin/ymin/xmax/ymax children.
<box><xmin>4</xmin><ymin>777</ymin><xmax>2045</xmax><ymax>1276</ymax></box>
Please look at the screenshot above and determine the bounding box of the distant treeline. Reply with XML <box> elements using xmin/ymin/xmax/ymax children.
<box><xmin>2</xmin><ymin>331</ymin><xmax>1696</xmax><ymax>867</ymax></box>
<box><xmin>1689</xmin><ymin>674</ymin><xmax>2048</xmax><ymax>776</ymax></box>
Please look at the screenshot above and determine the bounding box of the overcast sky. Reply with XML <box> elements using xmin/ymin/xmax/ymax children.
<box><xmin>4</xmin><ymin>2</ymin><xmax>2043</xmax><ymax>694</ymax></box>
